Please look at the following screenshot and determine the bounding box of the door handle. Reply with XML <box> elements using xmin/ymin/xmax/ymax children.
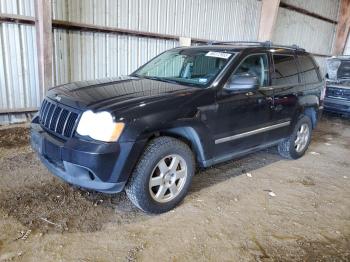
<box><xmin>245</xmin><ymin>92</ymin><xmax>254</xmax><ymax>96</ymax></box>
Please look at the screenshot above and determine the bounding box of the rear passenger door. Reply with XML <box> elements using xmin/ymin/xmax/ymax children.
<box><xmin>266</xmin><ymin>53</ymin><xmax>300</xmax><ymax>142</ymax></box>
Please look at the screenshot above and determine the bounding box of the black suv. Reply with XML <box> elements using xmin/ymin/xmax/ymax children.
<box><xmin>324</xmin><ymin>56</ymin><xmax>350</xmax><ymax>115</ymax></box>
<box><xmin>31</xmin><ymin>42</ymin><xmax>324</xmax><ymax>213</ymax></box>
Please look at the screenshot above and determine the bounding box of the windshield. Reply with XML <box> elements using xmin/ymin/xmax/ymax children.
<box><xmin>132</xmin><ymin>48</ymin><xmax>235</xmax><ymax>87</ymax></box>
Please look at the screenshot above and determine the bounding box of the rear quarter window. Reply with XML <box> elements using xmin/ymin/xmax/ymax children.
<box><xmin>272</xmin><ymin>54</ymin><xmax>299</xmax><ymax>85</ymax></box>
<box><xmin>298</xmin><ymin>55</ymin><xmax>320</xmax><ymax>83</ymax></box>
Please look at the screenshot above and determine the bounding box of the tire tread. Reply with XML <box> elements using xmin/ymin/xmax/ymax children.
<box><xmin>125</xmin><ymin>136</ymin><xmax>194</xmax><ymax>213</ymax></box>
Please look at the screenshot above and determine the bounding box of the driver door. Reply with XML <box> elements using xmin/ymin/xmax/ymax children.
<box><xmin>209</xmin><ymin>53</ymin><xmax>274</xmax><ymax>158</ymax></box>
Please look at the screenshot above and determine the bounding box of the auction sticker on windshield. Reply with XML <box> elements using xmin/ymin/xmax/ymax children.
<box><xmin>205</xmin><ymin>51</ymin><xmax>232</xmax><ymax>59</ymax></box>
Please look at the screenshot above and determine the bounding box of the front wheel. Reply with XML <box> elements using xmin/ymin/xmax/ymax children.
<box><xmin>125</xmin><ymin>136</ymin><xmax>195</xmax><ymax>213</ymax></box>
<box><xmin>278</xmin><ymin>115</ymin><xmax>312</xmax><ymax>159</ymax></box>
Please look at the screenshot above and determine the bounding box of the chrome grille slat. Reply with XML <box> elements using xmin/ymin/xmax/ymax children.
<box><xmin>41</xmin><ymin>101</ymin><xmax>50</xmax><ymax>124</ymax></box>
<box><xmin>48</xmin><ymin>104</ymin><xmax>57</xmax><ymax>129</ymax></box>
<box><xmin>54</xmin><ymin>108</ymin><xmax>64</xmax><ymax>132</ymax></box>
<box><xmin>62</xmin><ymin>112</ymin><xmax>71</xmax><ymax>137</ymax></box>
<box><xmin>38</xmin><ymin>99</ymin><xmax>80</xmax><ymax>139</ymax></box>
<box><xmin>44</xmin><ymin>104</ymin><xmax>55</xmax><ymax>127</ymax></box>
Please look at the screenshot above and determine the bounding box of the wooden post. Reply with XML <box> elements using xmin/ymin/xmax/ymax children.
<box><xmin>35</xmin><ymin>0</ymin><xmax>53</xmax><ymax>98</ymax></box>
<box><xmin>258</xmin><ymin>0</ymin><xmax>281</xmax><ymax>41</ymax></box>
<box><xmin>333</xmin><ymin>0</ymin><xmax>350</xmax><ymax>55</ymax></box>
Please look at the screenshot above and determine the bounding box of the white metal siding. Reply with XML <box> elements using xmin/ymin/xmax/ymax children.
<box><xmin>0</xmin><ymin>0</ymin><xmax>35</xmax><ymax>16</ymax></box>
<box><xmin>281</xmin><ymin>0</ymin><xmax>340</xmax><ymax>21</ymax></box>
<box><xmin>0</xmin><ymin>22</ymin><xmax>39</xmax><ymax>124</ymax></box>
<box><xmin>52</xmin><ymin>0</ymin><xmax>261</xmax><ymax>41</ymax></box>
<box><xmin>272</xmin><ymin>8</ymin><xmax>336</xmax><ymax>55</ymax></box>
<box><xmin>344</xmin><ymin>34</ymin><xmax>350</xmax><ymax>55</ymax></box>
<box><xmin>53</xmin><ymin>29</ymin><xmax>179</xmax><ymax>85</ymax></box>
<box><xmin>0</xmin><ymin>0</ymin><xmax>38</xmax><ymax>124</ymax></box>
<box><xmin>51</xmin><ymin>0</ymin><xmax>262</xmax><ymax>85</ymax></box>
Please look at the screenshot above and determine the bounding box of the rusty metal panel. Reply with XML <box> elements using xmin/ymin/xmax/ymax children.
<box><xmin>272</xmin><ymin>8</ymin><xmax>336</xmax><ymax>55</ymax></box>
<box><xmin>281</xmin><ymin>0</ymin><xmax>340</xmax><ymax>21</ymax></box>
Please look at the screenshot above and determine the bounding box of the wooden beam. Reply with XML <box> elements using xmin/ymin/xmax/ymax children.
<box><xmin>0</xmin><ymin>13</ymin><xmax>35</xmax><ymax>25</ymax></box>
<box><xmin>258</xmin><ymin>0</ymin><xmax>281</xmax><ymax>41</ymax></box>
<box><xmin>279</xmin><ymin>2</ymin><xmax>338</xmax><ymax>24</ymax></box>
<box><xmin>35</xmin><ymin>0</ymin><xmax>53</xmax><ymax>97</ymax></box>
<box><xmin>52</xmin><ymin>20</ymin><xmax>208</xmax><ymax>43</ymax></box>
<box><xmin>333</xmin><ymin>0</ymin><xmax>350</xmax><ymax>55</ymax></box>
<box><xmin>0</xmin><ymin>107</ymin><xmax>38</xmax><ymax>115</ymax></box>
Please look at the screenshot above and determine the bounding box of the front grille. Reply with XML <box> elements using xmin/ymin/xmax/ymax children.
<box><xmin>326</xmin><ymin>86</ymin><xmax>350</xmax><ymax>101</ymax></box>
<box><xmin>39</xmin><ymin>99</ymin><xmax>79</xmax><ymax>139</ymax></box>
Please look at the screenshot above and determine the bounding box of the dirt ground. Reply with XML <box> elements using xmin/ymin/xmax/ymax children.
<box><xmin>0</xmin><ymin>114</ymin><xmax>349</xmax><ymax>262</ymax></box>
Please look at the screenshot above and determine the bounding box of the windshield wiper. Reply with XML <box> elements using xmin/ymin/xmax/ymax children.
<box><xmin>133</xmin><ymin>74</ymin><xmax>200</xmax><ymax>87</ymax></box>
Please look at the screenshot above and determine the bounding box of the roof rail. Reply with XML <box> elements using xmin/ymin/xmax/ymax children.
<box><xmin>208</xmin><ymin>41</ymin><xmax>305</xmax><ymax>51</ymax></box>
<box><xmin>209</xmin><ymin>41</ymin><xmax>272</xmax><ymax>47</ymax></box>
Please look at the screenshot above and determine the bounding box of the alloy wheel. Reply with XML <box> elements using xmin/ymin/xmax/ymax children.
<box><xmin>295</xmin><ymin>123</ymin><xmax>310</xmax><ymax>153</ymax></box>
<box><xmin>149</xmin><ymin>154</ymin><xmax>188</xmax><ymax>203</ymax></box>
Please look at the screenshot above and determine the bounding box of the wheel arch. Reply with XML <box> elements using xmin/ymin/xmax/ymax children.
<box><xmin>159</xmin><ymin>127</ymin><xmax>207</xmax><ymax>165</ymax></box>
<box><xmin>137</xmin><ymin>125</ymin><xmax>211</xmax><ymax>167</ymax></box>
<box><xmin>297</xmin><ymin>95</ymin><xmax>320</xmax><ymax>129</ymax></box>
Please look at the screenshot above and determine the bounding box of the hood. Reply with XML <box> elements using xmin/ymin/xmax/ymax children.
<box><xmin>47</xmin><ymin>76</ymin><xmax>201</xmax><ymax>113</ymax></box>
<box><xmin>326</xmin><ymin>57</ymin><xmax>350</xmax><ymax>80</ymax></box>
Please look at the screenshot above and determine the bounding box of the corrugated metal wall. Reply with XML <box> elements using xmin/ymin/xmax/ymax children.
<box><xmin>344</xmin><ymin>33</ymin><xmax>350</xmax><ymax>55</ymax></box>
<box><xmin>273</xmin><ymin>0</ymin><xmax>340</xmax><ymax>75</ymax></box>
<box><xmin>0</xmin><ymin>0</ymin><xmax>35</xmax><ymax>16</ymax></box>
<box><xmin>53</xmin><ymin>31</ymin><xmax>179</xmax><ymax>85</ymax></box>
<box><xmin>0</xmin><ymin>0</ymin><xmax>39</xmax><ymax>124</ymax></box>
<box><xmin>52</xmin><ymin>0</ymin><xmax>261</xmax><ymax>41</ymax></box>
<box><xmin>282</xmin><ymin>0</ymin><xmax>340</xmax><ymax>20</ymax></box>
<box><xmin>0</xmin><ymin>0</ymin><xmax>344</xmax><ymax>125</ymax></box>
<box><xmin>52</xmin><ymin>0</ymin><xmax>262</xmax><ymax>85</ymax></box>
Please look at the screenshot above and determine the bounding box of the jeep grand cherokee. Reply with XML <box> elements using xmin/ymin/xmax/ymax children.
<box><xmin>31</xmin><ymin>41</ymin><xmax>324</xmax><ymax>213</ymax></box>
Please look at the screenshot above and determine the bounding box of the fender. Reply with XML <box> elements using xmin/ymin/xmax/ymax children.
<box><xmin>163</xmin><ymin>126</ymin><xmax>209</xmax><ymax>166</ymax></box>
<box><xmin>132</xmin><ymin>118</ymin><xmax>214</xmax><ymax>168</ymax></box>
<box><xmin>295</xmin><ymin>94</ymin><xmax>320</xmax><ymax>128</ymax></box>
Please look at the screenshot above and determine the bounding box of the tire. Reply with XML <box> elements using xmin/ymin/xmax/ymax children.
<box><xmin>125</xmin><ymin>136</ymin><xmax>195</xmax><ymax>213</ymax></box>
<box><xmin>278</xmin><ymin>115</ymin><xmax>312</xmax><ymax>159</ymax></box>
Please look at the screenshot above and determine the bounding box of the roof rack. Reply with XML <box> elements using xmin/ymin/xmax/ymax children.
<box><xmin>208</xmin><ymin>41</ymin><xmax>305</xmax><ymax>51</ymax></box>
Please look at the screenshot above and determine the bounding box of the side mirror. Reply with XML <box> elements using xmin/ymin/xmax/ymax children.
<box><xmin>225</xmin><ymin>74</ymin><xmax>259</xmax><ymax>92</ymax></box>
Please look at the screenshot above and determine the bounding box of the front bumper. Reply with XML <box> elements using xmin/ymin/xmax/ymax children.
<box><xmin>324</xmin><ymin>97</ymin><xmax>350</xmax><ymax>114</ymax></box>
<box><xmin>30</xmin><ymin>119</ymin><xmax>144</xmax><ymax>193</ymax></box>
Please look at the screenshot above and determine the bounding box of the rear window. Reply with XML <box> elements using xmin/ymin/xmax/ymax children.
<box><xmin>298</xmin><ymin>55</ymin><xmax>320</xmax><ymax>83</ymax></box>
<box><xmin>272</xmin><ymin>54</ymin><xmax>299</xmax><ymax>85</ymax></box>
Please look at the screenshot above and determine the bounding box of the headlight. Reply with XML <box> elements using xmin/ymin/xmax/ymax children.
<box><xmin>76</xmin><ymin>110</ymin><xmax>124</xmax><ymax>142</ymax></box>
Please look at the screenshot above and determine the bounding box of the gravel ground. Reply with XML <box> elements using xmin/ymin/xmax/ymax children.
<box><xmin>0</xmin><ymin>114</ymin><xmax>349</xmax><ymax>261</ymax></box>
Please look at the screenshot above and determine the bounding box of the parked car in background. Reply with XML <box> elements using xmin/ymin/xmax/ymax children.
<box><xmin>31</xmin><ymin>41</ymin><xmax>324</xmax><ymax>213</ymax></box>
<box><xmin>324</xmin><ymin>56</ymin><xmax>350</xmax><ymax>115</ymax></box>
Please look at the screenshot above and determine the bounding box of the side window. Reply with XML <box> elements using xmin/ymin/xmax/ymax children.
<box><xmin>298</xmin><ymin>55</ymin><xmax>320</xmax><ymax>83</ymax></box>
<box><xmin>272</xmin><ymin>54</ymin><xmax>299</xmax><ymax>85</ymax></box>
<box><xmin>232</xmin><ymin>54</ymin><xmax>269</xmax><ymax>87</ymax></box>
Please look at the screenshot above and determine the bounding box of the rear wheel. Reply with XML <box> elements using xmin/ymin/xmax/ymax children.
<box><xmin>125</xmin><ymin>136</ymin><xmax>195</xmax><ymax>213</ymax></box>
<box><xmin>278</xmin><ymin>115</ymin><xmax>312</xmax><ymax>159</ymax></box>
